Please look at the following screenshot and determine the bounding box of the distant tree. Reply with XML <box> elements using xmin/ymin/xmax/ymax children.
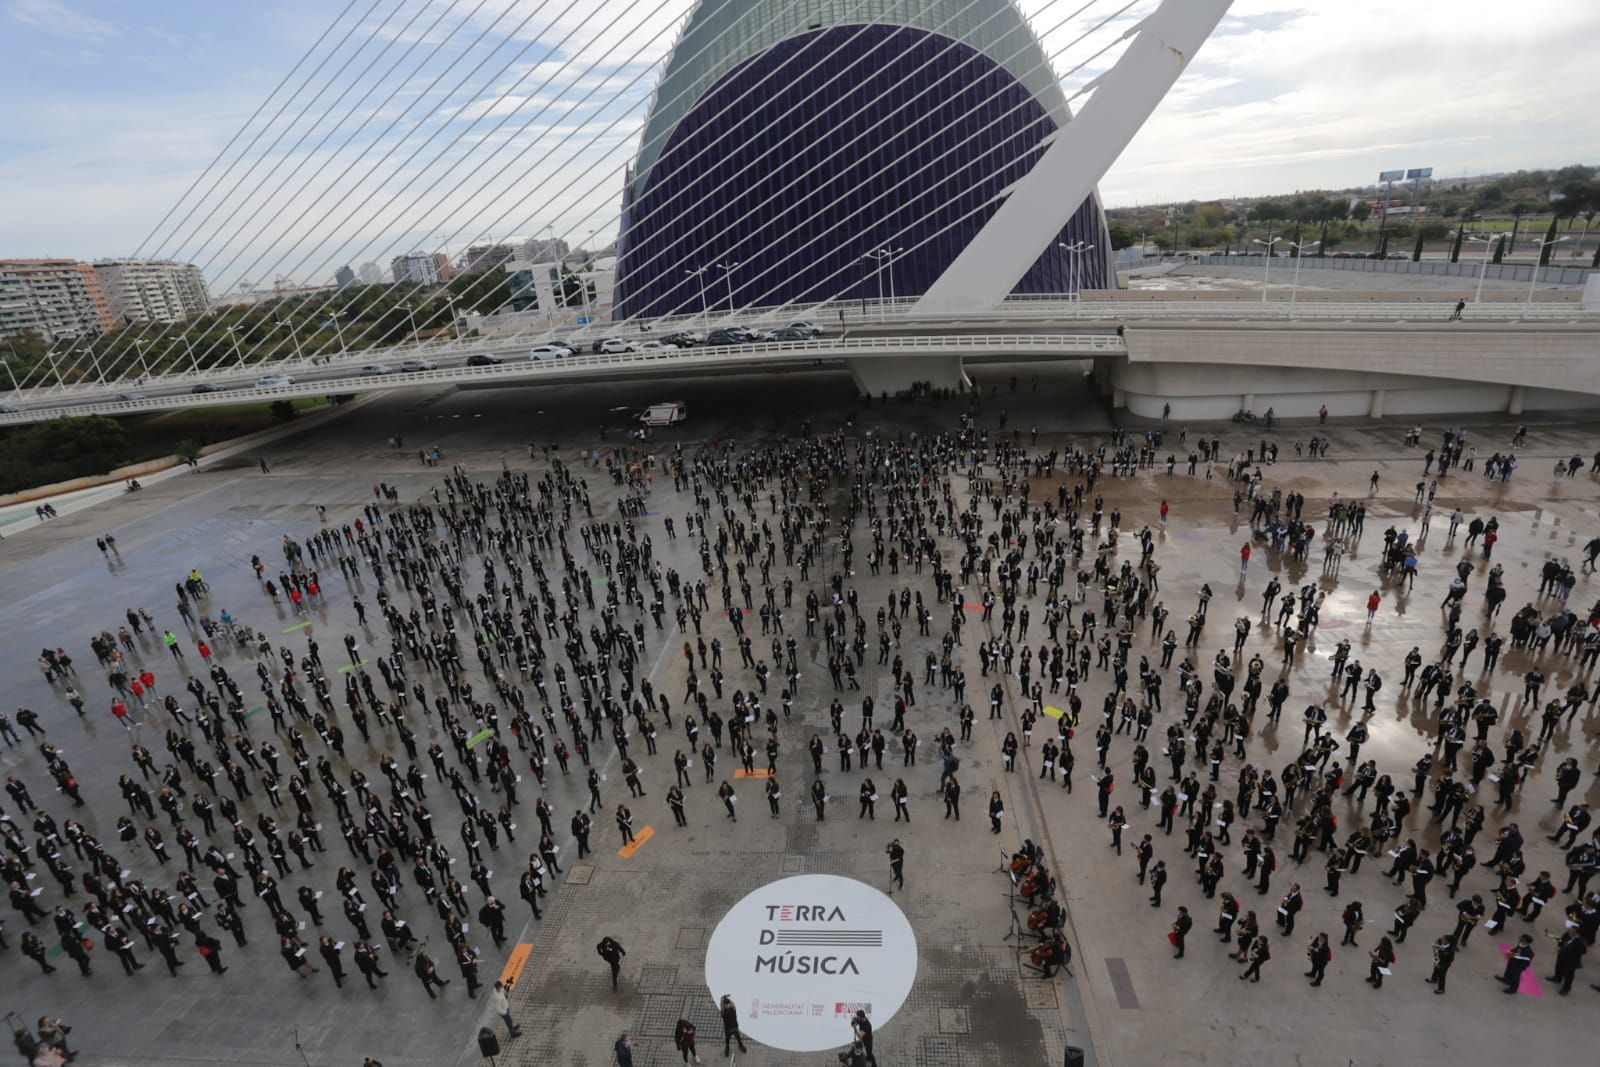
<box><xmin>1538</xmin><ymin>215</ymin><xmax>1561</xmax><ymax>265</ymax></box>
<box><xmin>1106</xmin><ymin>221</ymin><xmax>1136</xmax><ymax>250</ymax></box>
<box><xmin>1348</xmin><ymin>201</ymin><xmax>1372</xmax><ymax>223</ymax></box>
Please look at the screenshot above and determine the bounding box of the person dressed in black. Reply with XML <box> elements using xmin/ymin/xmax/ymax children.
<box><xmin>414</xmin><ymin>951</ymin><xmax>449</xmax><ymax>998</ymax></box>
<box><xmin>597</xmin><ymin>936</ymin><xmax>626</xmax><ymax>991</ymax></box>
<box><xmin>887</xmin><ymin>839</ymin><xmax>905</xmax><ymax>891</ymax></box>
<box><xmin>719</xmin><ymin>994</ymin><xmax>747</xmax><ymax>1056</ymax></box>
<box><xmin>1170</xmin><ymin>906</ymin><xmax>1192</xmax><ymax>957</ymax></box>
<box><xmin>852</xmin><ymin>1008</ymin><xmax>877</xmax><ymax>1066</ymax></box>
<box><xmin>1427</xmin><ymin>934</ymin><xmax>1455</xmax><ymax>994</ymax></box>
<box><xmin>353</xmin><ymin>940</ymin><xmax>387</xmax><ymax>988</ymax></box>
<box><xmin>320</xmin><ymin>935</ymin><xmax>345</xmax><ymax>987</ymax></box>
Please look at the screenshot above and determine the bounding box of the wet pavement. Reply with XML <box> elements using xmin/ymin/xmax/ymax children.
<box><xmin>1</xmin><ymin>360</ymin><xmax>1596</xmax><ymax>1066</ymax></box>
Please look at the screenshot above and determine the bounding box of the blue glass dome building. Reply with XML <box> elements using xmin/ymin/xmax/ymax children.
<box><xmin>612</xmin><ymin>0</ymin><xmax>1117</xmax><ymax>319</ymax></box>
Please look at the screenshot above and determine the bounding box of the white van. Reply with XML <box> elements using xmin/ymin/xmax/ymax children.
<box><xmin>639</xmin><ymin>401</ymin><xmax>686</xmax><ymax>427</ymax></box>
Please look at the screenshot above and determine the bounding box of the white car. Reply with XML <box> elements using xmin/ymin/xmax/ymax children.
<box><xmin>598</xmin><ymin>338</ymin><xmax>634</xmax><ymax>354</ymax></box>
<box><xmin>400</xmin><ymin>358</ymin><xmax>436</xmax><ymax>372</ymax></box>
<box><xmin>788</xmin><ymin>320</ymin><xmax>823</xmax><ymax>336</ymax></box>
<box><xmin>635</xmin><ymin>340</ymin><xmax>678</xmax><ymax>352</ymax></box>
<box><xmin>255</xmin><ymin>374</ymin><xmax>295</xmax><ymax>389</ymax></box>
<box><xmin>529</xmin><ymin>345</ymin><xmax>567</xmax><ymax>360</ymax></box>
<box><xmin>359</xmin><ymin>363</ymin><xmax>394</xmax><ymax>376</ymax></box>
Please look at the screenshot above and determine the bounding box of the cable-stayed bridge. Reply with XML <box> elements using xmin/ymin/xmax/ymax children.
<box><xmin>3</xmin><ymin>0</ymin><xmax>1597</xmax><ymax>425</ymax></box>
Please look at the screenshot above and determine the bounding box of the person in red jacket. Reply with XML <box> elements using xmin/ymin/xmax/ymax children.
<box><xmin>110</xmin><ymin>698</ymin><xmax>132</xmax><ymax>730</ymax></box>
<box><xmin>1240</xmin><ymin>543</ymin><xmax>1252</xmax><ymax>575</ymax></box>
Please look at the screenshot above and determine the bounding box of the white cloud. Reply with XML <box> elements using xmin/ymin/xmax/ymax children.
<box><xmin>6</xmin><ymin>0</ymin><xmax>119</xmax><ymax>41</ymax></box>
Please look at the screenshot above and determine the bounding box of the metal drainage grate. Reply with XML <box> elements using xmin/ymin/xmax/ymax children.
<box><xmin>637</xmin><ymin>962</ymin><xmax>680</xmax><ymax>994</ymax></box>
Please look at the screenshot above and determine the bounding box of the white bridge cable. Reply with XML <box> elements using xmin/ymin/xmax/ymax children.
<box><xmin>91</xmin><ymin>0</ymin><xmax>1031</xmax><ymax>382</ymax></box>
<box><xmin>118</xmin><ymin>0</ymin><xmax>372</xmax><ymax>264</ymax></box>
<box><xmin>675</xmin><ymin>0</ymin><xmax>1145</xmax><ymax>318</ymax></box>
<box><xmin>33</xmin><ymin>0</ymin><xmax>450</xmax><ymax>387</ymax></box>
<box><xmin>41</xmin><ymin>0</ymin><xmax>1132</xmax><ymax>387</ymax></box>
<box><xmin>407</xmin><ymin>0</ymin><xmax>941</xmax><ymax>325</ymax></box>
<box><xmin>57</xmin><ymin>0</ymin><xmax>545</xmax><ymax>383</ymax></box>
<box><xmin>154</xmin><ymin>0</ymin><xmax>874</xmax><ymax>375</ymax></box>
<box><xmin>450</xmin><ymin>0</ymin><xmax>1134</xmax><ymax>332</ymax></box>
<box><xmin>156</xmin><ymin>0</ymin><xmax>558</xmax><ymax>373</ymax></box>
<box><xmin>87</xmin><ymin>0</ymin><xmax>761</xmax><ymax>383</ymax></box>
<box><xmin>342</xmin><ymin>0</ymin><xmax>1104</xmax><ymax>341</ymax></box>
<box><xmin>100</xmin><ymin>0</ymin><xmax>1024</xmax><ymax>383</ymax></box>
<box><xmin>602</xmin><ymin>0</ymin><xmax>1107</xmax><ymax>319</ymax></box>
<box><xmin>26</xmin><ymin>0</ymin><xmax>398</xmax><ymax>387</ymax></box>
<box><xmin>156</xmin><ymin>0</ymin><xmax>500</xmax><ymax>307</ymax></box>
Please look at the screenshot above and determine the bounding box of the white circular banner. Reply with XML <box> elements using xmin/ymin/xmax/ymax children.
<box><xmin>703</xmin><ymin>873</ymin><xmax>918</xmax><ymax>1052</ymax></box>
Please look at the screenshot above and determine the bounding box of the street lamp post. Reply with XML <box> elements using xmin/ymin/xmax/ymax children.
<box><xmin>278</xmin><ymin>318</ymin><xmax>304</xmax><ymax>363</ymax></box>
<box><xmin>1462</xmin><ymin>233</ymin><xmax>1500</xmax><ymax>305</ymax></box>
<box><xmin>1251</xmin><ymin>237</ymin><xmax>1283</xmax><ymax>302</ymax></box>
<box><xmin>328</xmin><ymin>311</ymin><xmax>346</xmax><ymax>356</ymax></box>
<box><xmin>685</xmin><ymin>267</ymin><xmax>711</xmax><ymax>326</ymax></box>
<box><xmin>1057</xmin><ymin>241</ymin><xmax>1096</xmax><ymax>306</ymax></box>
<box><xmin>716</xmin><ymin>261</ymin><xmax>741</xmax><ymax>318</ymax></box>
<box><xmin>0</xmin><ymin>341</ymin><xmax>19</xmax><ymax>392</ymax></box>
<box><xmin>445</xmin><ymin>294</ymin><xmax>462</xmax><ymax>341</ymax></box>
<box><xmin>862</xmin><ymin>248</ymin><xmax>902</xmax><ymax>321</ymax></box>
<box><xmin>1285</xmin><ymin>239</ymin><xmax>1320</xmax><ymax>315</ymax></box>
<box><xmin>1525</xmin><ymin>236</ymin><xmax>1570</xmax><ymax>316</ymax></box>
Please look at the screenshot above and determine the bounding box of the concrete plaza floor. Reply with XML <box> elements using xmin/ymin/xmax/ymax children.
<box><xmin>0</xmin><ymin>361</ymin><xmax>1595</xmax><ymax>1066</ymax></box>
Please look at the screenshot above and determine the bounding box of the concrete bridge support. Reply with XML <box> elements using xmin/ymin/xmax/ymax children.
<box><xmin>846</xmin><ymin>355</ymin><xmax>970</xmax><ymax>398</ymax></box>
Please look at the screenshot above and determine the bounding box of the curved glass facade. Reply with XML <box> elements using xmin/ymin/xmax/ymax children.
<box><xmin>614</xmin><ymin>3</ymin><xmax>1116</xmax><ymax>319</ymax></box>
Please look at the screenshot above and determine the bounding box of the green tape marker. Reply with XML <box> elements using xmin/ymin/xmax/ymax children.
<box><xmin>467</xmin><ymin>727</ymin><xmax>494</xmax><ymax>749</ymax></box>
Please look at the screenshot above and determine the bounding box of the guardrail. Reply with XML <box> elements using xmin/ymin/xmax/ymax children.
<box><xmin>0</xmin><ymin>333</ymin><xmax>1124</xmax><ymax>425</ymax></box>
<box><xmin>14</xmin><ymin>296</ymin><xmax>1596</xmax><ymax>405</ymax></box>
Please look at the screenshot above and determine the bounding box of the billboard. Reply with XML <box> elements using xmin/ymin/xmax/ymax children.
<box><xmin>1405</xmin><ymin>167</ymin><xmax>1433</xmax><ymax>180</ymax></box>
<box><xmin>1378</xmin><ymin>170</ymin><xmax>1405</xmax><ymax>182</ymax></box>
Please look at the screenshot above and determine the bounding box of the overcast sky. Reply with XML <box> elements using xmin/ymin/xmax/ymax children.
<box><xmin>1</xmin><ymin>0</ymin><xmax>1595</xmax><ymax>289</ymax></box>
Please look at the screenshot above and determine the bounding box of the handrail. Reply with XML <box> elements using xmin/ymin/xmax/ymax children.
<box><xmin>0</xmin><ymin>332</ymin><xmax>1123</xmax><ymax>424</ymax></box>
<box><xmin>14</xmin><ymin>296</ymin><xmax>1596</xmax><ymax>403</ymax></box>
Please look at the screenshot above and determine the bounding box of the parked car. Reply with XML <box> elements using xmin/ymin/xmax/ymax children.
<box><xmin>635</xmin><ymin>340</ymin><xmax>678</xmax><ymax>351</ymax></box>
<box><xmin>660</xmin><ymin>332</ymin><xmax>700</xmax><ymax>348</ymax></box>
<box><xmin>360</xmin><ymin>363</ymin><xmax>394</xmax><ymax>376</ymax></box>
<box><xmin>598</xmin><ymin>338</ymin><xmax>635</xmax><ymax>354</ymax></box>
<box><xmin>0</xmin><ymin>401</ymin><xmax>20</xmax><ymax>413</ymax></box>
<box><xmin>529</xmin><ymin>345</ymin><xmax>566</xmax><ymax>360</ymax></box>
<box><xmin>706</xmin><ymin>327</ymin><xmax>758</xmax><ymax>345</ymax></box>
<box><xmin>255</xmin><ymin>373</ymin><xmax>294</xmax><ymax>389</ymax></box>
<box><xmin>190</xmin><ymin>382</ymin><xmax>228</xmax><ymax>393</ymax></box>
<box><xmin>591</xmin><ymin>336</ymin><xmax>626</xmax><ymax>353</ymax></box>
<box><xmin>466</xmin><ymin>354</ymin><xmax>503</xmax><ymax>366</ymax></box>
<box><xmin>115</xmin><ymin>392</ymin><xmax>146</xmax><ymax>402</ymax></box>
<box><xmin>787</xmin><ymin>321</ymin><xmax>823</xmax><ymax>336</ymax></box>
<box><xmin>763</xmin><ymin>326</ymin><xmax>811</xmax><ymax>341</ymax></box>
<box><xmin>400</xmin><ymin>357</ymin><xmax>437</xmax><ymax>372</ymax></box>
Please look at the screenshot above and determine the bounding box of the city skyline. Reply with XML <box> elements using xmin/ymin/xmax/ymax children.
<box><xmin>1</xmin><ymin>0</ymin><xmax>1596</xmax><ymax>280</ymax></box>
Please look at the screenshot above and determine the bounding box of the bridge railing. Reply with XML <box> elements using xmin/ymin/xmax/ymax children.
<box><xmin>13</xmin><ymin>296</ymin><xmax>1595</xmax><ymax>403</ymax></box>
<box><xmin>0</xmin><ymin>333</ymin><xmax>1123</xmax><ymax>425</ymax></box>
